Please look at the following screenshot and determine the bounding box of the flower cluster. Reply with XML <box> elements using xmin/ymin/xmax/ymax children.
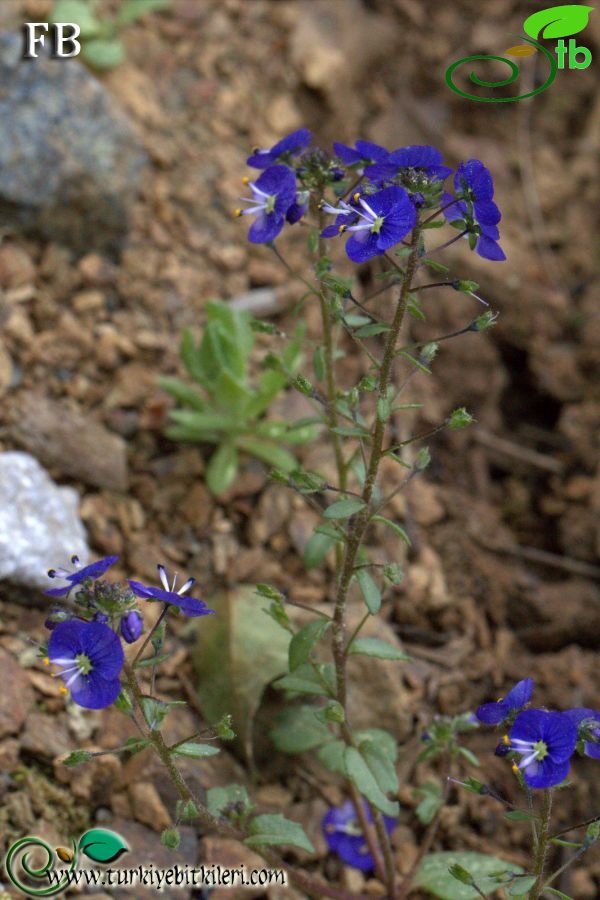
<box><xmin>43</xmin><ymin>556</ymin><xmax>213</xmax><ymax>709</ymax></box>
<box><xmin>237</xmin><ymin>130</ymin><xmax>506</xmax><ymax>263</ymax></box>
<box><xmin>476</xmin><ymin>679</ymin><xmax>600</xmax><ymax>788</ymax></box>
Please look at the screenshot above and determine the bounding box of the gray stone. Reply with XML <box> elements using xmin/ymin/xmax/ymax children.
<box><xmin>0</xmin><ymin>451</ymin><xmax>90</xmax><ymax>589</ymax></box>
<box><xmin>0</xmin><ymin>33</ymin><xmax>147</xmax><ymax>256</ymax></box>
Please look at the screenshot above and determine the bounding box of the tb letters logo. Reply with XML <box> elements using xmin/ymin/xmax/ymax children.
<box><xmin>22</xmin><ymin>22</ymin><xmax>81</xmax><ymax>59</ymax></box>
<box><xmin>446</xmin><ymin>4</ymin><xmax>594</xmax><ymax>102</ymax></box>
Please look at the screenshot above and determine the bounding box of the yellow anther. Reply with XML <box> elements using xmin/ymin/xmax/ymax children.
<box><xmin>339</xmin><ymin>224</ymin><xmax>346</xmax><ymax>233</ymax></box>
<box><xmin>353</xmin><ymin>192</ymin><xmax>360</xmax><ymax>201</ymax></box>
<box><xmin>43</xmin><ymin>656</ymin><xmax>50</xmax><ymax>666</ymax></box>
<box><xmin>511</xmin><ymin>762</ymin><xmax>519</xmax><ymax>775</ymax></box>
<box><xmin>59</xmin><ymin>685</ymin><xmax>68</xmax><ymax>695</ymax></box>
<box><xmin>234</xmin><ymin>208</ymin><xmax>242</xmax><ymax>217</ymax></box>
<box><xmin>242</xmin><ymin>176</ymin><xmax>250</xmax><ymax>185</ymax></box>
<box><xmin>502</xmin><ymin>734</ymin><xmax>510</xmax><ymax>746</ymax></box>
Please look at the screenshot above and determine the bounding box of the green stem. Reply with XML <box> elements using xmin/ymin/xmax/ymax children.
<box><xmin>318</xmin><ymin>223</ymin><xmax>347</xmax><ymax>493</ymax></box>
<box><xmin>132</xmin><ymin>603</ymin><xmax>169</xmax><ymax>666</ymax></box>
<box><xmin>332</xmin><ymin>226</ymin><xmax>421</xmax><ymax>711</ymax></box>
<box><xmin>122</xmin><ymin>661</ymin><xmax>367</xmax><ymax>900</ymax></box>
<box><xmin>530</xmin><ymin>789</ymin><xmax>554</xmax><ymax>900</ymax></box>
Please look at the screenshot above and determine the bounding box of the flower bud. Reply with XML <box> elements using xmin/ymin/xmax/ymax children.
<box><xmin>120</xmin><ymin>610</ymin><xmax>143</xmax><ymax>644</ymax></box>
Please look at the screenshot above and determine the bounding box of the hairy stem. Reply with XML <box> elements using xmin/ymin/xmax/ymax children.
<box><xmin>122</xmin><ymin>662</ymin><xmax>367</xmax><ymax>900</ymax></box>
<box><xmin>530</xmin><ymin>789</ymin><xmax>554</xmax><ymax>900</ymax></box>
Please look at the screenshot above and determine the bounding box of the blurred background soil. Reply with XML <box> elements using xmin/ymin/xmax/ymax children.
<box><xmin>0</xmin><ymin>0</ymin><xmax>598</xmax><ymax>897</ymax></box>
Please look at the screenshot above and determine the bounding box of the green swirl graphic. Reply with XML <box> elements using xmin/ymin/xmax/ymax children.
<box><xmin>5</xmin><ymin>836</ymin><xmax>77</xmax><ymax>896</ymax></box>
<box><xmin>445</xmin><ymin>36</ymin><xmax>557</xmax><ymax>101</ymax></box>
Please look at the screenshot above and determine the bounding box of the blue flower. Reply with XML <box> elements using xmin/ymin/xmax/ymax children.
<box><xmin>442</xmin><ymin>159</ymin><xmax>505</xmax><ymax>261</ymax></box>
<box><xmin>564</xmin><ymin>708</ymin><xmax>600</xmax><ymax>760</ymax></box>
<box><xmin>236</xmin><ymin>165</ymin><xmax>298</xmax><ymax>243</ymax></box>
<box><xmin>322</xmin><ymin>186</ymin><xmax>416</xmax><ymax>263</ymax></box>
<box><xmin>322</xmin><ymin>800</ymin><xmax>396</xmax><ymax>871</ymax></box>
<box><xmin>286</xmin><ymin>189</ymin><xmax>310</xmax><ymax>225</ymax></box>
<box><xmin>476</xmin><ymin>678</ymin><xmax>534</xmax><ymax>725</ymax></box>
<box><xmin>120</xmin><ymin>610</ymin><xmax>143</xmax><ymax>644</ymax></box>
<box><xmin>246</xmin><ymin>129</ymin><xmax>312</xmax><ymax>169</ymax></box>
<box><xmin>48</xmin><ymin>620</ymin><xmax>124</xmax><ymax>709</ymax></box>
<box><xmin>365</xmin><ymin>144</ymin><xmax>452</xmax><ymax>185</ymax></box>
<box><xmin>333</xmin><ymin>140</ymin><xmax>389</xmax><ymax>168</ymax></box>
<box><xmin>45</xmin><ymin>555</ymin><xmax>119</xmax><ymax>597</ymax></box>
<box><xmin>128</xmin><ymin>564</ymin><xmax>214</xmax><ymax>618</ymax></box>
<box><xmin>508</xmin><ymin>709</ymin><xmax>577</xmax><ymax>788</ymax></box>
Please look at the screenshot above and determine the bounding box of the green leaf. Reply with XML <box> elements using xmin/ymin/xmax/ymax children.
<box><xmin>78</xmin><ymin>829</ymin><xmax>129</xmax><ymax>864</ymax></box>
<box><xmin>158</xmin><ymin>376</ymin><xmax>206</xmax><ymax>411</ymax></box>
<box><xmin>414</xmin><ymin>852</ymin><xmax>523</xmax><ymax>899</ymax></box>
<box><xmin>81</xmin><ymin>39</ymin><xmax>125</xmax><ymax>70</ymax></box>
<box><xmin>457</xmin><ymin>746</ymin><xmax>480</xmax><ymax>767</ymax></box>
<box><xmin>122</xmin><ymin>737</ymin><xmax>151</xmax><ymax>755</ymax></box>
<box><xmin>397</xmin><ymin>350</ymin><xmax>432</xmax><ymax>375</ymax></box>
<box><xmin>289</xmin><ymin>618</ymin><xmax>332</xmax><ymax>671</ymax></box>
<box><xmin>546</xmin><ymin>890</ymin><xmax>575</xmax><ymax>900</ymax></box>
<box><xmin>235</xmin><ymin>437</ymin><xmax>297</xmax><ymax>473</ymax></box>
<box><xmin>62</xmin><ymin>750</ymin><xmax>93</xmax><ymax>767</ymax></box>
<box><xmin>354</xmin><ymin>567</ymin><xmax>381</xmax><ymax>614</ymax></box>
<box><xmin>356</xmin><ymin>728</ymin><xmax>398</xmax><ymax>762</ymax></box>
<box><xmin>160</xmin><ymin>826</ymin><xmax>181</xmax><ymax>850</ymax></box>
<box><xmin>354</xmin><ymin>322</ymin><xmax>391</xmax><ymax>337</ymax></box>
<box><xmin>324</xmin><ymin>497</ymin><xmax>366</xmax><ymax>519</ymax></box>
<box><xmin>358</xmin><ymin>736</ymin><xmax>399</xmax><ymax>795</ymax></box>
<box><xmin>317</xmin><ymin>739</ymin><xmax>346</xmax><ymax>774</ymax></box>
<box><xmin>415</xmin><ymin>782</ymin><xmax>443</xmax><ymax>824</ymax></box>
<box><xmin>171</xmin><ymin>742</ymin><xmax>220</xmax><ymax>759</ymax></box>
<box><xmin>423</xmin><ymin>259</ymin><xmax>450</xmax><ymax>274</ymax></box>
<box><xmin>343</xmin><ymin>746</ymin><xmax>399</xmax><ymax>817</ymax></box>
<box><xmin>274</xmin><ymin>662</ymin><xmax>336</xmax><ymax>697</ymax></box>
<box><xmin>524</xmin><ymin>5</ymin><xmax>594</xmax><ymax>39</ymax></box>
<box><xmin>304</xmin><ymin>530</ymin><xmax>338</xmax><ymax>569</ymax></box>
<box><xmin>371</xmin><ymin>515</ymin><xmax>411</xmax><ymax>547</ymax></box>
<box><xmin>348</xmin><ymin>637</ymin><xmax>410</xmax><ymax>661</ymax></box>
<box><xmin>313</xmin><ymin>345</ymin><xmax>326</xmax><ymax>381</ymax></box>
<box><xmin>206</xmin><ymin>443</ymin><xmax>238</xmax><ymax>495</ymax></box>
<box><xmin>214</xmin><ymin>369</ymin><xmax>253</xmax><ymax>415</ymax></box>
<box><xmin>51</xmin><ymin>0</ymin><xmax>102</xmax><ymax>37</ymax></box>
<box><xmin>180</xmin><ymin>328</ymin><xmax>204</xmax><ymax>382</ymax></box>
<box><xmin>193</xmin><ymin>586</ymin><xmax>290</xmax><ymax>765</ymax></box>
<box><xmin>330</xmin><ymin>425</ymin><xmax>371</xmax><ymax>438</ymax></box>
<box><xmin>207</xmin><ymin>784</ymin><xmax>252</xmax><ymax>818</ymax></box>
<box><xmin>269</xmin><ymin>705</ymin><xmax>332</xmax><ymax>753</ymax></box>
<box><xmin>377</xmin><ymin>396</ymin><xmax>392</xmax><ymax>422</ymax></box>
<box><xmin>505</xmin><ymin>809</ymin><xmax>539</xmax><ymax>822</ymax></box>
<box><xmin>507</xmin><ymin>876</ymin><xmax>537</xmax><ymax>896</ymax></box>
<box><xmin>141</xmin><ymin>697</ymin><xmax>170</xmax><ymax>729</ymax></box>
<box><xmin>117</xmin><ymin>0</ymin><xmax>170</xmax><ymax>27</ymax></box>
<box><xmin>283</xmin><ymin>422</ymin><xmax>320</xmax><ymax>444</ymax></box>
<box><xmin>245</xmin><ymin>814</ymin><xmax>315</xmax><ymax>854</ymax></box>
<box><xmin>134</xmin><ymin>651</ymin><xmax>172</xmax><ymax>669</ymax></box>
<box><xmin>168</xmin><ymin>408</ymin><xmax>235</xmax><ymax>436</ymax></box>
<box><xmin>406</xmin><ymin>294</ymin><xmax>427</xmax><ymax>322</ymax></box>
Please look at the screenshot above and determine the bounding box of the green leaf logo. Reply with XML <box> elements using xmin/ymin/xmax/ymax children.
<box><xmin>78</xmin><ymin>829</ymin><xmax>129</xmax><ymax>864</ymax></box>
<box><xmin>523</xmin><ymin>4</ymin><xmax>594</xmax><ymax>40</ymax></box>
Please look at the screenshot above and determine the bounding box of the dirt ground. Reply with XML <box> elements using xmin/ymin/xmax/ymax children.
<box><xmin>0</xmin><ymin>0</ymin><xmax>598</xmax><ymax>897</ymax></box>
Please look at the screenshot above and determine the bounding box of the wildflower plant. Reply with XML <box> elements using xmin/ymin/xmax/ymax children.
<box><xmin>159</xmin><ymin>300</ymin><xmax>316</xmax><ymax>494</ymax></box>
<box><xmin>23</xmin><ymin>132</ymin><xmax>598</xmax><ymax>899</ymax></box>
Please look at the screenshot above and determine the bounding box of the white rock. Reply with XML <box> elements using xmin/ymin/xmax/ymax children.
<box><xmin>0</xmin><ymin>452</ymin><xmax>89</xmax><ymax>589</ymax></box>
